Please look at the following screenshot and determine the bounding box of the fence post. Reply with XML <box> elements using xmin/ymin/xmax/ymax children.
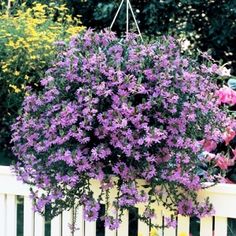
<box><xmin>34</xmin><ymin>212</ymin><xmax>45</xmax><ymax>236</ymax></box>
<box><xmin>85</xmin><ymin>221</ymin><xmax>96</xmax><ymax>236</ymax></box>
<box><xmin>6</xmin><ymin>194</ymin><xmax>17</xmax><ymax>236</ymax></box>
<box><xmin>62</xmin><ymin>210</ymin><xmax>73</xmax><ymax>236</ymax></box>
<box><xmin>0</xmin><ymin>194</ymin><xmax>6</xmax><ymax>236</ymax></box>
<box><xmin>51</xmin><ymin>214</ymin><xmax>62</xmax><ymax>236</ymax></box>
<box><xmin>138</xmin><ymin>207</ymin><xmax>150</xmax><ymax>236</ymax></box>
<box><xmin>24</xmin><ymin>197</ymin><xmax>34</xmax><ymax>236</ymax></box>
<box><xmin>215</xmin><ymin>216</ymin><xmax>227</xmax><ymax>236</ymax></box>
<box><xmin>117</xmin><ymin>210</ymin><xmax>129</xmax><ymax>236</ymax></box>
<box><xmin>177</xmin><ymin>215</ymin><xmax>190</xmax><ymax>236</ymax></box>
<box><xmin>200</xmin><ymin>217</ymin><xmax>213</xmax><ymax>236</ymax></box>
<box><xmin>74</xmin><ymin>206</ymin><xmax>85</xmax><ymax>236</ymax></box>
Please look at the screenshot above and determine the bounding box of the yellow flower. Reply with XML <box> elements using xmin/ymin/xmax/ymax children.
<box><xmin>7</xmin><ymin>40</ymin><xmax>16</xmax><ymax>48</ymax></box>
<box><xmin>150</xmin><ymin>228</ymin><xmax>160</xmax><ymax>236</ymax></box>
<box><xmin>14</xmin><ymin>71</ymin><xmax>20</xmax><ymax>76</ymax></box>
<box><xmin>1</xmin><ymin>64</ymin><xmax>8</xmax><ymax>72</ymax></box>
<box><xmin>32</xmin><ymin>3</ymin><xmax>46</xmax><ymax>13</ymax></box>
<box><xmin>179</xmin><ymin>232</ymin><xmax>188</xmax><ymax>236</ymax></box>
<box><xmin>9</xmin><ymin>84</ymin><xmax>21</xmax><ymax>93</ymax></box>
<box><xmin>66</xmin><ymin>26</ymin><xmax>85</xmax><ymax>36</ymax></box>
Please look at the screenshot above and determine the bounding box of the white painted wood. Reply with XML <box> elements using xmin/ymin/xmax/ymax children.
<box><xmin>90</xmin><ymin>179</ymin><xmax>101</xmax><ymax>200</ymax></box>
<box><xmin>74</xmin><ymin>206</ymin><xmax>84</xmax><ymax>236</ymax></box>
<box><xmin>3</xmin><ymin>166</ymin><xmax>236</xmax><ymax>236</ymax></box>
<box><xmin>138</xmin><ymin>219</ymin><xmax>150</xmax><ymax>236</ymax></box>
<box><xmin>214</xmin><ymin>216</ymin><xmax>227</xmax><ymax>236</ymax></box>
<box><xmin>198</xmin><ymin>183</ymin><xmax>236</xmax><ymax>218</ymax></box>
<box><xmin>163</xmin><ymin>211</ymin><xmax>176</xmax><ymax>236</ymax></box>
<box><xmin>62</xmin><ymin>210</ymin><xmax>73</xmax><ymax>236</ymax></box>
<box><xmin>177</xmin><ymin>215</ymin><xmax>190</xmax><ymax>236</ymax></box>
<box><xmin>0</xmin><ymin>166</ymin><xmax>31</xmax><ymax>196</ymax></box>
<box><xmin>85</xmin><ymin>221</ymin><xmax>96</xmax><ymax>236</ymax></box>
<box><xmin>152</xmin><ymin>207</ymin><xmax>163</xmax><ymax>236</ymax></box>
<box><xmin>105</xmin><ymin>226</ymin><xmax>117</xmax><ymax>236</ymax></box>
<box><xmin>200</xmin><ymin>217</ymin><xmax>213</xmax><ymax>236</ymax></box>
<box><xmin>0</xmin><ymin>194</ymin><xmax>6</xmax><ymax>236</ymax></box>
<box><xmin>34</xmin><ymin>212</ymin><xmax>45</xmax><ymax>236</ymax></box>
<box><xmin>117</xmin><ymin>210</ymin><xmax>129</xmax><ymax>236</ymax></box>
<box><xmin>24</xmin><ymin>197</ymin><xmax>34</xmax><ymax>236</ymax></box>
<box><xmin>51</xmin><ymin>214</ymin><xmax>62</xmax><ymax>236</ymax></box>
<box><xmin>6</xmin><ymin>194</ymin><xmax>17</xmax><ymax>236</ymax></box>
<box><xmin>138</xmin><ymin>207</ymin><xmax>150</xmax><ymax>236</ymax></box>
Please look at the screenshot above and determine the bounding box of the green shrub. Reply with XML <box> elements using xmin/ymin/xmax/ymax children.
<box><xmin>0</xmin><ymin>2</ymin><xmax>84</xmax><ymax>162</ymax></box>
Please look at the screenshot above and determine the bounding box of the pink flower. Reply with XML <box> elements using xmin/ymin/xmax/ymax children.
<box><xmin>216</xmin><ymin>155</ymin><xmax>234</xmax><ymax>170</ymax></box>
<box><xmin>202</xmin><ymin>139</ymin><xmax>217</xmax><ymax>152</ymax></box>
<box><xmin>222</xmin><ymin>127</ymin><xmax>235</xmax><ymax>145</ymax></box>
<box><xmin>216</xmin><ymin>86</ymin><xmax>236</xmax><ymax>105</ymax></box>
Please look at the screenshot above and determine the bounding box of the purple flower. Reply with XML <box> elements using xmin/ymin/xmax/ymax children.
<box><xmin>104</xmin><ymin>216</ymin><xmax>120</xmax><ymax>230</ymax></box>
<box><xmin>177</xmin><ymin>199</ymin><xmax>194</xmax><ymax>215</ymax></box>
<box><xmin>164</xmin><ymin>217</ymin><xmax>177</xmax><ymax>228</ymax></box>
<box><xmin>11</xmin><ymin>30</ymin><xmax>232</xmax><ymax>230</ymax></box>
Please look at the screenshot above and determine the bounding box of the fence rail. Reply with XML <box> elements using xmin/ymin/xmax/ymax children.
<box><xmin>1</xmin><ymin>165</ymin><xmax>236</xmax><ymax>236</ymax></box>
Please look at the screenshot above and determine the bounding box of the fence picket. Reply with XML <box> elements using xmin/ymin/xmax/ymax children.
<box><xmin>138</xmin><ymin>207</ymin><xmax>150</xmax><ymax>236</ymax></box>
<box><xmin>74</xmin><ymin>206</ymin><xmax>84</xmax><ymax>236</ymax></box>
<box><xmin>6</xmin><ymin>194</ymin><xmax>17</xmax><ymax>236</ymax></box>
<box><xmin>24</xmin><ymin>197</ymin><xmax>34</xmax><ymax>236</ymax></box>
<box><xmin>85</xmin><ymin>221</ymin><xmax>96</xmax><ymax>236</ymax></box>
<box><xmin>0</xmin><ymin>194</ymin><xmax>6</xmax><ymax>236</ymax></box>
<box><xmin>214</xmin><ymin>216</ymin><xmax>227</xmax><ymax>236</ymax></box>
<box><xmin>105</xmin><ymin>227</ymin><xmax>117</xmax><ymax>236</ymax></box>
<box><xmin>117</xmin><ymin>210</ymin><xmax>129</xmax><ymax>236</ymax></box>
<box><xmin>162</xmin><ymin>211</ymin><xmax>176</xmax><ymax>236</ymax></box>
<box><xmin>105</xmin><ymin>184</ymin><xmax>118</xmax><ymax>236</ymax></box>
<box><xmin>152</xmin><ymin>206</ymin><xmax>163</xmax><ymax>236</ymax></box>
<box><xmin>200</xmin><ymin>217</ymin><xmax>213</xmax><ymax>236</ymax></box>
<box><xmin>34</xmin><ymin>212</ymin><xmax>45</xmax><ymax>236</ymax></box>
<box><xmin>62</xmin><ymin>209</ymin><xmax>73</xmax><ymax>236</ymax></box>
<box><xmin>177</xmin><ymin>215</ymin><xmax>190</xmax><ymax>236</ymax></box>
<box><xmin>51</xmin><ymin>214</ymin><xmax>62</xmax><ymax>236</ymax></box>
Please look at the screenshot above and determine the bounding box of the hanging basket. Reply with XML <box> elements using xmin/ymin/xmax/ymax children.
<box><xmin>11</xmin><ymin>29</ymin><xmax>233</xmax><ymax>230</ymax></box>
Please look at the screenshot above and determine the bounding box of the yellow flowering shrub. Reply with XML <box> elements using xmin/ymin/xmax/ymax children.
<box><xmin>0</xmin><ymin>2</ymin><xmax>84</xmax><ymax>161</ymax></box>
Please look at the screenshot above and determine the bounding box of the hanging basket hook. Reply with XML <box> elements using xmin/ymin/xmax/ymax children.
<box><xmin>110</xmin><ymin>0</ymin><xmax>143</xmax><ymax>42</ymax></box>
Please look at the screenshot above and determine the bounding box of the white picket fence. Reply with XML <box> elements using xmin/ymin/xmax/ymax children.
<box><xmin>1</xmin><ymin>165</ymin><xmax>236</xmax><ymax>236</ymax></box>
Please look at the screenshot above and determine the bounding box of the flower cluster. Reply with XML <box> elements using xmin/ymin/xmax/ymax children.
<box><xmin>11</xmin><ymin>30</ymin><xmax>234</xmax><ymax>230</ymax></box>
<box><xmin>201</xmin><ymin>77</ymin><xmax>236</xmax><ymax>183</ymax></box>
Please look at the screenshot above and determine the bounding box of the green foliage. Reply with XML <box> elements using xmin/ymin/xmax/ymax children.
<box><xmin>0</xmin><ymin>2</ymin><xmax>84</xmax><ymax>162</ymax></box>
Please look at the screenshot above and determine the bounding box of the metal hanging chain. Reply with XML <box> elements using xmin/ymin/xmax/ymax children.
<box><xmin>110</xmin><ymin>0</ymin><xmax>143</xmax><ymax>41</ymax></box>
<box><xmin>127</xmin><ymin>0</ymin><xmax>143</xmax><ymax>41</ymax></box>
